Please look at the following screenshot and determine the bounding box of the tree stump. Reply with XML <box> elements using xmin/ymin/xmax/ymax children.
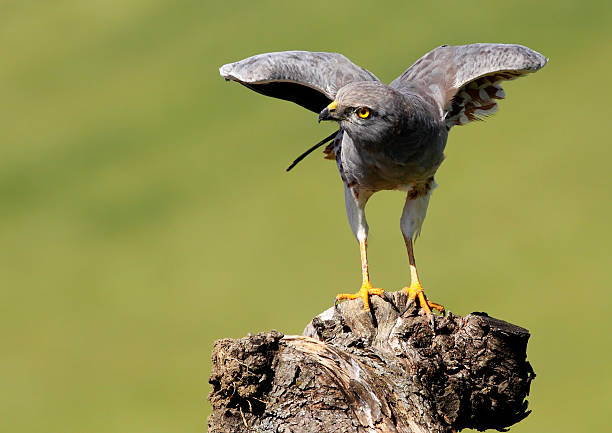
<box><xmin>207</xmin><ymin>292</ymin><xmax>535</xmax><ymax>432</ymax></box>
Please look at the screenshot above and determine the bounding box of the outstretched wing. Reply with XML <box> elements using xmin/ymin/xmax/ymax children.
<box><xmin>219</xmin><ymin>51</ymin><xmax>380</xmax><ymax>113</ymax></box>
<box><xmin>390</xmin><ymin>43</ymin><xmax>547</xmax><ymax>127</ymax></box>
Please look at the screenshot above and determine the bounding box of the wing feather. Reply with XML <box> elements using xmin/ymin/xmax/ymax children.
<box><xmin>219</xmin><ymin>51</ymin><xmax>379</xmax><ymax>113</ymax></box>
<box><xmin>390</xmin><ymin>43</ymin><xmax>547</xmax><ymax>127</ymax></box>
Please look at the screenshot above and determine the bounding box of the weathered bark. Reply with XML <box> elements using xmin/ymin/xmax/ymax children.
<box><xmin>208</xmin><ymin>292</ymin><xmax>535</xmax><ymax>433</ymax></box>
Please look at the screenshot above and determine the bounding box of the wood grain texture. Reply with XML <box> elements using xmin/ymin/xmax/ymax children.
<box><xmin>208</xmin><ymin>292</ymin><xmax>535</xmax><ymax>433</ymax></box>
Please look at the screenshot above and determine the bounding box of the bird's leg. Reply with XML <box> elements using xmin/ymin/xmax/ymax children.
<box><xmin>335</xmin><ymin>239</ymin><xmax>385</xmax><ymax>311</ymax></box>
<box><xmin>401</xmin><ymin>235</ymin><xmax>445</xmax><ymax>315</ymax></box>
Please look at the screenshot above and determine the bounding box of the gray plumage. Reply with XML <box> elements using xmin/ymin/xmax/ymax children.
<box><xmin>219</xmin><ymin>51</ymin><xmax>379</xmax><ymax>112</ymax></box>
<box><xmin>326</xmin><ymin>81</ymin><xmax>447</xmax><ymax>192</ymax></box>
<box><xmin>219</xmin><ymin>43</ymin><xmax>547</xmax><ymax>314</ymax></box>
<box><xmin>391</xmin><ymin>44</ymin><xmax>547</xmax><ymax>127</ymax></box>
<box><xmin>220</xmin><ymin>45</ymin><xmax>547</xmax><ymax>197</ymax></box>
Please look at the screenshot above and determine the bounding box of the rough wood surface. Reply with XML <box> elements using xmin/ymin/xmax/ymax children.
<box><xmin>208</xmin><ymin>292</ymin><xmax>535</xmax><ymax>433</ymax></box>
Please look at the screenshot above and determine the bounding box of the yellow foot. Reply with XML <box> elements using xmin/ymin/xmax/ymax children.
<box><xmin>336</xmin><ymin>282</ymin><xmax>385</xmax><ymax>312</ymax></box>
<box><xmin>401</xmin><ymin>283</ymin><xmax>445</xmax><ymax>316</ymax></box>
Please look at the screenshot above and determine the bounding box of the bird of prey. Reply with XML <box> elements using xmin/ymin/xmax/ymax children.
<box><xmin>219</xmin><ymin>44</ymin><xmax>547</xmax><ymax>316</ymax></box>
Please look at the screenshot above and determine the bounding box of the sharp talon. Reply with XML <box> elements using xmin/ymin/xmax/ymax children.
<box><xmin>401</xmin><ymin>298</ymin><xmax>413</xmax><ymax>316</ymax></box>
<box><xmin>382</xmin><ymin>291</ymin><xmax>399</xmax><ymax>311</ymax></box>
<box><xmin>429</xmin><ymin>314</ymin><xmax>435</xmax><ymax>330</ymax></box>
<box><xmin>334</xmin><ymin>297</ymin><xmax>339</xmax><ymax>311</ymax></box>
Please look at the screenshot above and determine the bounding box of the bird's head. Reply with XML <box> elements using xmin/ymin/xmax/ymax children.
<box><xmin>318</xmin><ymin>82</ymin><xmax>407</xmax><ymax>146</ymax></box>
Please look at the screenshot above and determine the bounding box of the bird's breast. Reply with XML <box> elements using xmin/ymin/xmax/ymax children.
<box><xmin>339</xmin><ymin>128</ymin><xmax>447</xmax><ymax>192</ymax></box>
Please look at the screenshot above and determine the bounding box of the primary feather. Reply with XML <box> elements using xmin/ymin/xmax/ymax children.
<box><xmin>389</xmin><ymin>43</ymin><xmax>547</xmax><ymax>127</ymax></box>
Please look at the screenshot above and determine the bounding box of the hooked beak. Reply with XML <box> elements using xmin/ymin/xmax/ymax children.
<box><xmin>318</xmin><ymin>100</ymin><xmax>338</xmax><ymax>123</ymax></box>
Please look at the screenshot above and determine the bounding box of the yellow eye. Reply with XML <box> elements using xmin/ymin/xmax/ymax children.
<box><xmin>357</xmin><ymin>107</ymin><xmax>370</xmax><ymax>119</ymax></box>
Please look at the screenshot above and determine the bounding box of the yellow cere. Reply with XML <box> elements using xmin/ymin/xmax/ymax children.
<box><xmin>327</xmin><ymin>100</ymin><xmax>338</xmax><ymax>111</ymax></box>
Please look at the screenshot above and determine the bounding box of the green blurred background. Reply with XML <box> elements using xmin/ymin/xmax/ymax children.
<box><xmin>1</xmin><ymin>1</ymin><xmax>610</xmax><ymax>432</ymax></box>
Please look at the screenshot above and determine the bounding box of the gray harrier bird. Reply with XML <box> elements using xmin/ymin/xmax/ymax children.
<box><xmin>219</xmin><ymin>43</ymin><xmax>547</xmax><ymax>316</ymax></box>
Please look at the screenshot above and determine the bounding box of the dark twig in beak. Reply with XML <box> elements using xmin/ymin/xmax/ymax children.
<box><xmin>286</xmin><ymin>131</ymin><xmax>337</xmax><ymax>172</ymax></box>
